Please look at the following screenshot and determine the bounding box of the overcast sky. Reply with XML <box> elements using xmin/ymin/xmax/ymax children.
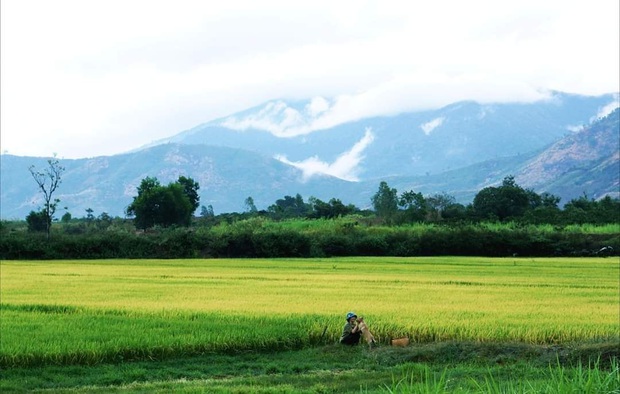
<box><xmin>1</xmin><ymin>0</ymin><xmax>618</xmax><ymax>159</ymax></box>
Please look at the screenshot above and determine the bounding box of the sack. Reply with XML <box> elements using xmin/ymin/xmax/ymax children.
<box><xmin>391</xmin><ymin>337</ymin><xmax>409</xmax><ymax>347</ymax></box>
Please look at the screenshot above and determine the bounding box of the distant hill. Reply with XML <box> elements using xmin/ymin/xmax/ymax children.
<box><xmin>1</xmin><ymin>92</ymin><xmax>618</xmax><ymax>219</ymax></box>
<box><xmin>514</xmin><ymin>107</ymin><xmax>620</xmax><ymax>202</ymax></box>
<box><xmin>148</xmin><ymin>91</ymin><xmax>617</xmax><ymax>179</ymax></box>
<box><xmin>382</xmin><ymin>108</ymin><xmax>620</xmax><ymax>205</ymax></box>
<box><xmin>0</xmin><ymin>144</ymin><xmax>359</xmax><ymax>219</ymax></box>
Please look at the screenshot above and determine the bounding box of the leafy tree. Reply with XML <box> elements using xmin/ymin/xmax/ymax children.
<box><xmin>126</xmin><ymin>176</ymin><xmax>200</xmax><ymax>229</ymax></box>
<box><xmin>136</xmin><ymin>176</ymin><xmax>161</xmax><ymax>195</ymax></box>
<box><xmin>442</xmin><ymin>203</ymin><xmax>469</xmax><ymax>221</ymax></box>
<box><xmin>522</xmin><ymin>191</ymin><xmax>562</xmax><ymax>224</ymax></box>
<box><xmin>244</xmin><ymin>197</ymin><xmax>258</xmax><ymax>214</ymax></box>
<box><xmin>268</xmin><ymin>194</ymin><xmax>310</xmax><ymax>219</ymax></box>
<box><xmin>85</xmin><ymin>208</ymin><xmax>95</xmax><ymax>223</ymax></box>
<box><xmin>178</xmin><ymin>176</ymin><xmax>200</xmax><ymax>212</ymax></box>
<box><xmin>539</xmin><ymin>192</ymin><xmax>561</xmax><ymax>209</ymax></box>
<box><xmin>309</xmin><ymin>197</ymin><xmax>356</xmax><ymax>219</ymax></box>
<box><xmin>398</xmin><ymin>190</ymin><xmax>427</xmax><ymax>222</ymax></box>
<box><xmin>327</xmin><ymin>198</ymin><xmax>356</xmax><ymax>217</ymax></box>
<box><xmin>28</xmin><ymin>157</ymin><xmax>65</xmax><ymax>239</ymax></box>
<box><xmin>97</xmin><ymin>212</ymin><xmax>113</xmax><ymax>229</ymax></box>
<box><xmin>562</xmin><ymin>194</ymin><xmax>620</xmax><ymax>224</ymax></box>
<box><xmin>61</xmin><ymin>212</ymin><xmax>72</xmax><ymax>223</ymax></box>
<box><xmin>371</xmin><ymin>181</ymin><xmax>398</xmax><ymax>222</ymax></box>
<box><xmin>596</xmin><ymin>196</ymin><xmax>620</xmax><ymax>223</ymax></box>
<box><xmin>26</xmin><ymin>210</ymin><xmax>50</xmax><ymax>232</ymax></box>
<box><xmin>473</xmin><ymin>176</ymin><xmax>529</xmax><ymax>221</ymax></box>
<box><xmin>426</xmin><ymin>192</ymin><xmax>457</xmax><ymax>221</ymax></box>
<box><xmin>201</xmin><ymin>205</ymin><xmax>215</xmax><ymax>218</ymax></box>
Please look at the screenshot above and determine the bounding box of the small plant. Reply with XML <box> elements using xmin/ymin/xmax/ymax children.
<box><xmin>382</xmin><ymin>365</ymin><xmax>449</xmax><ymax>393</ymax></box>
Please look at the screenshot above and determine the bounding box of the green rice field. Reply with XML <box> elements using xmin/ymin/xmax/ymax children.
<box><xmin>1</xmin><ymin>257</ymin><xmax>618</xmax><ymax>392</ymax></box>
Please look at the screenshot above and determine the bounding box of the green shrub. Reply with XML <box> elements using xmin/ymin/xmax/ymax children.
<box><xmin>1</xmin><ymin>219</ymin><xmax>618</xmax><ymax>259</ymax></box>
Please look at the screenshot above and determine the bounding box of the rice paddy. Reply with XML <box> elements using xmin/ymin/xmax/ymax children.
<box><xmin>1</xmin><ymin>257</ymin><xmax>618</xmax><ymax>369</ymax></box>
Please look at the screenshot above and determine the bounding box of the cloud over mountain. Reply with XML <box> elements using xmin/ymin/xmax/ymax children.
<box><xmin>420</xmin><ymin>117</ymin><xmax>445</xmax><ymax>135</ymax></box>
<box><xmin>274</xmin><ymin>128</ymin><xmax>374</xmax><ymax>181</ymax></box>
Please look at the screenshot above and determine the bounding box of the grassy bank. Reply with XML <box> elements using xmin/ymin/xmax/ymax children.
<box><xmin>2</xmin><ymin>343</ymin><xmax>618</xmax><ymax>392</ymax></box>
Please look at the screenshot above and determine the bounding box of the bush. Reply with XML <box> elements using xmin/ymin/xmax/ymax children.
<box><xmin>252</xmin><ymin>230</ymin><xmax>311</xmax><ymax>258</ymax></box>
<box><xmin>0</xmin><ymin>219</ymin><xmax>618</xmax><ymax>259</ymax></box>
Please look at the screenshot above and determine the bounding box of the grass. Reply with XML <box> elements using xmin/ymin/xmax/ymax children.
<box><xmin>1</xmin><ymin>257</ymin><xmax>618</xmax><ymax>392</ymax></box>
<box><xmin>1</xmin><ymin>343</ymin><xmax>618</xmax><ymax>392</ymax></box>
<box><xmin>211</xmin><ymin>216</ymin><xmax>620</xmax><ymax>235</ymax></box>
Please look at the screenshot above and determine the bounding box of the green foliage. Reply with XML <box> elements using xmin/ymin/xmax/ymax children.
<box><xmin>26</xmin><ymin>210</ymin><xmax>50</xmax><ymax>233</ymax></box>
<box><xmin>372</xmin><ymin>181</ymin><xmax>399</xmax><ymax>222</ymax></box>
<box><xmin>177</xmin><ymin>175</ymin><xmax>200</xmax><ymax>211</ymax></box>
<box><xmin>473</xmin><ymin>176</ymin><xmax>531</xmax><ymax>221</ymax></box>
<box><xmin>2</xmin><ymin>219</ymin><xmax>618</xmax><ymax>259</ymax></box>
<box><xmin>398</xmin><ymin>190</ymin><xmax>427</xmax><ymax>223</ymax></box>
<box><xmin>5</xmin><ymin>173</ymin><xmax>620</xmax><ymax>259</ymax></box>
<box><xmin>268</xmin><ymin>193</ymin><xmax>311</xmax><ymax>219</ymax></box>
<box><xmin>244</xmin><ymin>196</ymin><xmax>258</xmax><ymax>213</ymax></box>
<box><xmin>126</xmin><ymin>176</ymin><xmax>200</xmax><ymax>229</ymax></box>
<box><xmin>563</xmin><ymin>194</ymin><xmax>620</xmax><ymax>225</ymax></box>
<box><xmin>60</xmin><ymin>212</ymin><xmax>72</xmax><ymax>223</ymax></box>
<box><xmin>309</xmin><ymin>197</ymin><xmax>357</xmax><ymax>219</ymax></box>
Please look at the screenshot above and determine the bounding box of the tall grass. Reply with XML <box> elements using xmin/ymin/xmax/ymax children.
<box><xmin>470</xmin><ymin>359</ymin><xmax>620</xmax><ymax>394</ymax></box>
<box><xmin>1</xmin><ymin>257</ymin><xmax>618</xmax><ymax>367</ymax></box>
<box><xmin>382</xmin><ymin>364</ymin><xmax>449</xmax><ymax>393</ymax></box>
<box><xmin>239</xmin><ymin>218</ymin><xmax>619</xmax><ymax>235</ymax></box>
<box><xmin>379</xmin><ymin>359</ymin><xmax>620</xmax><ymax>393</ymax></box>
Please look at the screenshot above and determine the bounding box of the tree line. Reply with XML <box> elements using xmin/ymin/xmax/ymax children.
<box><xmin>4</xmin><ymin>160</ymin><xmax>618</xmax><ymax>259</ymax></box>
<box><xmin>207</xmin><ymin>176</ymin><xmax>618</xmax><ymax>227</ymax></box>
<box><xmin>21</xmin><ymin>159</ymin><xmax>620</xmax><ymax>237</ymax></box>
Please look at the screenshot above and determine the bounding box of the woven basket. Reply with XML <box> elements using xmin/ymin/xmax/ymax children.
<box><xmin>390</xmin><ymin>337</ymin><xmax>410</xmax><ymax>347</ymax></box>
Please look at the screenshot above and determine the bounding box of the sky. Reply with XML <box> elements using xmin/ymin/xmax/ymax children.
<box><xmin>1</xmin><ymin>0</ymin><xmax>619</xmax><ymax>159</ymax></box>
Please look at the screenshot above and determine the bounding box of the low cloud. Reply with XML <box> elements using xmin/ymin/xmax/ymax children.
<box><xmin>305</xmin><ymin>96</ymin><xmax>330</xmax><ymax>117</ymax></box>
<box><xmin>592</xmin><ymin>96</ymin><xmax>620</xmax><ymax>122</ymax></box>
<box><xmin>566</xmin><ymin>124</ymin><xmax>584</xmax><ymax>133</ymax></box>
<box><xmin>223</xmin><ymin>102</ymin><xmax>302</xmax><ymax>134</ymax></box>
<box><xmin>420</xmin><ymin>117</ymin><xmax>445</xmax><ymax>135</ymax></box>
<box><xmin>221</xmin><ymin>99</ymin><xmax>323</xmax><ymax>137</ymax></box>
<box><xmin>275</xmin><ymin>128</ymin><xmax>374</xmax><ymax>181</ymax></box>
<box><xmin>220</xmin><ymin>74</ymin><xmax>554</xmax><ymax>139</ymax></box>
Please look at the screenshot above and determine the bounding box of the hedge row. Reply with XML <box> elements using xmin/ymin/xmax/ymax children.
<box><xmin>1</xmin><ymin>225</ymin><xmax>618</xmax><ymax>259</ymax></box>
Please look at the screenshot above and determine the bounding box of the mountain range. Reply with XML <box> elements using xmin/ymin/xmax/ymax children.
<box><xmin>1</xmin><ymin>91</ymin><xmax>618</xmax><ymax>220</ymax></box>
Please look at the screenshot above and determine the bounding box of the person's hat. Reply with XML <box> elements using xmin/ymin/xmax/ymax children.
<box><xmin>346</xmin><ymin>312</ymin><xmax>357</xmax><ymax>321</ymax></box>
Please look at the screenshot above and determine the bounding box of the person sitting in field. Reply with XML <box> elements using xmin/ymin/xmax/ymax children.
<box><xmin>340</xmin><ymin>312</ymin><xmax>362</xmax><ymax>345</ymax></box>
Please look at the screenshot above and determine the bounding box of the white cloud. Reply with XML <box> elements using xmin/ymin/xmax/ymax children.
<box><xmin>592</xmin><ymin>96</ymin><xmax>620</xmax><ymax>122</ymax></box>
<box><xmin>221</xmin><ymin>99</ymin><xmax>322</xmax><ymax>136</ymax></box>
<box><xmin>275</xmin><ymin>128</ymin><xmax>374</xmax><ymax>181</ymax></box>
<box><xmin>305</xmin><ymin>97</ymin><xmax>330</xmax><ymax>117</ymax></box>
<box><xmin>420</xmin><ymin>117</ymin><xmax>445</xmax><ymax>135</ymax></box>
<box><xmin>222</xmin><ymin>73</ymin><xmax>556</xmax><ymax>137</ymax></box>
<box><xmin>566</xmin><ymin>124</ymin><xmax>585</xmax><ymax>133</ymax></box>
<box><xmin>1</xmin><ymin>0</ymin><xmax>618</xmax><ymax>158</ymax></box>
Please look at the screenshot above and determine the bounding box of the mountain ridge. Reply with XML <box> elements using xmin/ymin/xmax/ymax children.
<box><xmin>1</xmin><ymin>92</ymin><xmax>618</xmax><ymax>220</ymax></box>
<box><xmin>147</xmin><ymin>91</ymin><xmax>618</xmax><ymax>179</ymax></box>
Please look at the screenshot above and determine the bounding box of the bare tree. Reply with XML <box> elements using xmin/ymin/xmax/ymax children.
<box><xmin>29</xmin><ymin>157</ymin><xmax>65</xmax><ymax>239</ymax></box>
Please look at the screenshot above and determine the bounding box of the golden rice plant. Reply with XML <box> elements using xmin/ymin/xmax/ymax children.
<box><xmin>1</xmin><ymin>257</ymin><xmax>617</xmax><ymax>367</ymax></box>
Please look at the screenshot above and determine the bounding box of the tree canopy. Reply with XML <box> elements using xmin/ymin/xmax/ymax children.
<box><xmin>473</xmin><ymin>176</ymin><xmax>531</xmax><ymax>221</ymax></box>
<box><xmin>126</xmin><ymin>176</ymin><xmax>200</xmax><ymax>229</ymax></box>
<box><xmin>371</xmin><ymin>181</ymin><xmax>399</xmax><ymax>222</ymax></box>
